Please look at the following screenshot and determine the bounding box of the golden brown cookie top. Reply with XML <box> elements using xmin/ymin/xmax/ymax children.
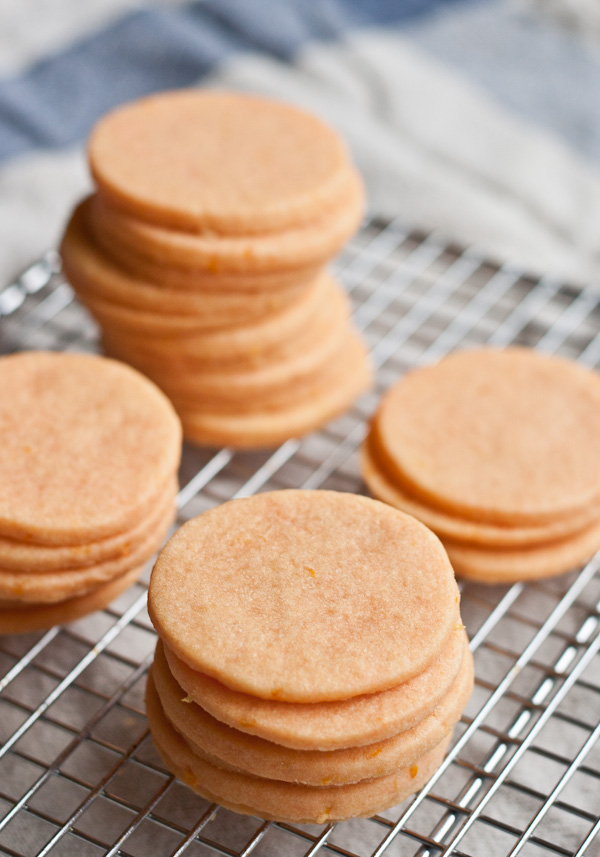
<box><xmin>149</xmin><ymin>490</ymin><xmax>459</xmax><ymax>702</ymax></box>
<box><xmin>0</xmin><ymin>351</ymin><xmax>181</xmax><ymax>544</ymax></box>
<box><xmin>89</xmin><ymin>90</ymin><xmax>353</xmax><ymax>234</ymax></box>
<box><xmin>373</xmin><ymin>348</ymin><xmax>600</xmax><ymax>525</ymax></box>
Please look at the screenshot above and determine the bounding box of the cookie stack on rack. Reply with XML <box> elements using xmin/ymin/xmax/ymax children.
<box><xmin>362</xmin><ymin>347</ymin><xmax>600</xmax><ymax>583</ymax></box>
<box><xmin>60</xmin><ymin>89</ymin><xmax>371</xmax><ymax>449</ymax></box>
<box><xmin>147</xmin><ymin>491</ymin><xmax>473</xmax><ymax>823</ymax></box>
<box><xmin>0</xmin><ymin>352</ymin><xmax>181</xmax><ymax>635</ymax></box>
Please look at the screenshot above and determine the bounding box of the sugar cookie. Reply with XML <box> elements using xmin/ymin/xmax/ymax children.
<box><xmin>88</xmin><ymin>172</ymin><xmax>363</xmax><ymax>275</ymax></box>
<box><xmin>371</xmin><ymin>348</ymin><xmax>600</xmax><ymax>526</ymax></box>
<box><xmin>175</xmin><ymin>331</ymin><xmax>370</xmax><ymax>448</ymax></box>
<box><xmin>363</xmin><ymin>347</ymin><xmax>600</xmax><ymax>583</ymax></box>
<box><xmin>362</xmin><ymin>442</ymin><xmax>599</xmax><ymax>549</ymax></box>
<box><xmin>0</xmin><ymin>352</ymin><xmax>180</xmax><ymax>545</ymax></box>
<box><xmin>65</xmin><ymin>88</ymin><xmax>371</xmax><ymax>449</ymax></box>
<box><xmin>89</xmin><ymin>90</ymin><xmax>355</xmax><ymax>234</ymax></box>
<box><xmin>146</xmin><ymin>674</ymin><xmax>452</xmax><ymax>824</ymax></box>
<box><xmin>149</xmin><ymin>491</ymin><xmax>459</xmax><ymax>702</ymax></box>
<box><xmin>0</xmin><ymin>481</ymin><xmax>176</xmax><ymax>572</ymax></box>
<box><xmin>152</xmin><ymin>643</ymin><xmax>473</xmax><ymax>785</ymax></box>
<box><xmin>162</xmin><ymin>628</ymin><xmax>467</xmax><ymax>751</ymax></box>
<box><xmin>0</xmin><ymin>565</ymin><xmax>144</xmax><ymax>635</ymax></box>
<box><xmin>0</xmin><ymin>500</ymin><xmax>173</xmax><ymax>603</ymax></box>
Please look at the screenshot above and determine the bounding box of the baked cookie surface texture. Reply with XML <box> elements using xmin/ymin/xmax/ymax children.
<box><xmin>61</xmin><ymin>89</ymin><xmax>372</xmax><ymax>448</ymax></box>
<box><xmin>147</xmin><ymin>489</ymin><xmax>472</xmax><ymax>822</ymax></box>
<box><xmin>0</xmin><ymin>351</ymin><xmax>181</xmax><ymax>634</ymax></box>
<box><xmin>362</xmin><ymin>347</ymin><xmax>600</xmax><ymax>583</ymax></box>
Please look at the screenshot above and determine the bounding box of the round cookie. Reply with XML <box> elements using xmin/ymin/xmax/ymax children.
<box><xmin>152</xmin><ymin>644</ymin><xmax>473</xmax><ymax>785</ymax></box>
<box><xmin>114</xmin><ymin>284</ymin><xmax>348</xmax><ymax>403</ymax></box>
<box><xmin>0</xmin><ymin>501</ymin><xmax>174</xmax><ymax>603</ymax></box>
<box><xmin>443</xmin><ymin>519</ymin><xmax>600</xmax><ymax>583</ymax></box>
<box><xmin>0</xmin><ymin>480</ymin><xmax>177</xmax><ymax>573</ymax></box>
<box><xmin>87</xmin><ymin>172</ymin><xmax>363</xmax><ymax>275</ymax></box>
<box><xmin>96</xmin><ymin>253</ymin><xmax>323</xmax><ymax>294</ymax></box>
<box><xmin>372</xmin><ymin>348</ymin><xmax>600</xmax><ymax>526</ymax></box>
<box><xmin>88</xmin><ymin>242</ymin><xmax>322</xmax><ymax>293</ymax></box>
<box><xmin>66</xmin><ymin>201</ymin><xmax>321</xmax><ymax>298</ymax></box>
<box><xmin>125</xmin><ymin>327</ymin><xmax>365</xmax><ymax>418</ymax></box>
<box><xmin>0</xmin><ymin>352</ymin><xmax>181</xmax><ymax>545</ymax></box>
<box><xmin>77</xmin><ymin>287</ymin><xmax>304</xmax><ymax>337</ymax></box>
<box><xmin>61</xmin><ymin>212</ymin><xmax>307</xmax><ymax>330</ymax></box>
<box><xmin>176</xmin><ymin>330</ymin><xmax>371</xmax><ymax>448</ymax></box>
<box><xmin>99</xmin><ymin>272</ymin><xmax>330</xmax><ymax>369</ymax></box>
<box><xmin>149</xmin><ymin>491</ymin><xmax>460</xmax><ymax>702</ymax></box>
<box><xmin>361</xmin><ymin>442</ymin><xmax>600</xmax><ymax>549</ymax></box>
<box><xmin>89</xmin><ymin>90</ymin><xmax>355</xmax><ymax>234</ymax></box>
<box><xmin>163</xmin><ymin>629</ymin><xmax>467</xmax><ymax>751</ymax></box>
<box><xmin>0</xmin><ymin>564</ymin><xmax>144</xmax><ymax>635</ymax></box>
<box><xmin>146</xmin><ymin>675</ymin><xmax>452</xmax><ymax>824</ymax></box>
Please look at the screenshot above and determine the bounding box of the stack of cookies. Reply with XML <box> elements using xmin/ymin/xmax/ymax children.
<box><xmin>147</xmin><ymin>490</ymin><xmax>472</xmax><ymax>823</ymax></box>
<box><xmin>0</xmin><ymin>352</ymin><xmax>181</xmax><ymax>635</ymax></box>
<box><xmin>60</xmin><ymin>90</ymin><xmax>371</xmax><ymax>449</ymax></box>
<box><xmin>362</xmin><ymin>347</ymin><xmax>600</xmax><ymax>584</ymax></box>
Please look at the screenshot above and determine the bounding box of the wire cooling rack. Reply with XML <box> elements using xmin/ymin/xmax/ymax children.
<box><xmin>1</xmin><ymin>219</ymin><xmax>600</xmax><ymax>857</ymax></box>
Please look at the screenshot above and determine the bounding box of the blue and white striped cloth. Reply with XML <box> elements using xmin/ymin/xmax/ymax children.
<box><xmin>1</xmin><ymin>0</ymin><xmax>600</xmax><ymax>286</ymax></box>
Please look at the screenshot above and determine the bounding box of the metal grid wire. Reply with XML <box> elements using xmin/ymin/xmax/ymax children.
<box><xmin>1</xmin><ymin>219</ymin><xmax>600</xmax><ymax>857</ymax></box>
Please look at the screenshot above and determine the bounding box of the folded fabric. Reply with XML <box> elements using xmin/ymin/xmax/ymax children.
<box><xmin>1</xmin><ymin>0</ymin><xmax>600</xmax><ymax>286</ymax></box>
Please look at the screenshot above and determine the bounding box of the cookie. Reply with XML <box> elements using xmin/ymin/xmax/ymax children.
<box><xmin>149</xmin><ymin>491</ymin><xmax>460</xmax><ymax>702</ymax></box>
<box><xmin>61</xmin><ymin>211</ymin><xmax>307</xmax><ymax>331</ymax></box>
<box><xmin>147</xmin><ymin>489</ymin><xmax>470</xmax><ymax>820</ymax></box>
<box><xmin>88</xmin><ymin>173</ymin><xmax>363</xmax><ymax>275</ymax></box>
<box><xmin>109</xmin><ymin>322</ymin><xmax>365</xmax><ymax>420</ymax></box>
<box><xmin>0</xmin><ymin>499</ymin><xmax>174</xmax><ymax>603</ymax></box>
<box><xmin>362</xmin><ymin>442</ymin><xmax>600</xmax><ymax>549</ymax></box>
<box><xmin>112</xmin><ymin>283</ymin><xmax>349</xmax><ymax>404</ymax></box>
<box><xmin>146</xmin><ymin>672</ymin><xmax>452</xmax><ymax>824</ymax></box>
<box><xmin>151</xmin><ymin>643</ymin><xmax>473</xmax><ymax>785</ymax></box>
<box><xmin>444</xmin><ymin>519</ymin><xmax>600</xmax><ymax>583</ymax></box>
<box><xmin>89</xmin><ymin>248</ymin><xmax>322</xmax><ymax>293</ymax></box>
<box><xmin>98</xmin><ymin>272</ymin><xmax>329</xmax><ymax>369</ymax></box>
<box><xmin>371</xmin><ymin>348</ymin><xmax>600</xmax><ymax>526</ymax></box>
<box><xmin>0</xmin><ymin>352</ymin><xmax>181</xmax><ymax>545</ymax></box>
<box><xmin>0</xmin><ymin>480</ymin><xmax>177</xmax><ymax>572</ymax></box>
<box><xmin>65</xmin><ymin>88</ymin><xmax>371</xmax><ymax>450</ymax></box>
<box><xmin>363</xmin><ymin>347</ymin><xmax>600</xmax><ymax>583</ymax></box>
<box><xmin>0</xmin><ymin>351</ymin><xmax>181</xmax><ymax>634</ymax></box>
<box><xmin>66</xmin><ymin>200</ymin><xmax>320</xmax><ymax>296</ymax></box>
<box><xmin>175</xmin><ymin>331</ymin><xmax>371</xmax><ymax>448</ymax></box>
<box><xmin>89</xmin><ymin>90</ymin><xmax>356</xmax><ymax>234</ymax></box>
<box><xmin>162</xmin><ymin>629</ymin><xmax>467</xmax><ymax>751</ymax></box>
<box><xmin>0</xmin><ymin>564</ymin><xmax>143</xmax><ymax>635</ymax></box>
<box><xmin>80</xmin><ymin>288</ymin><xmax>306</xmax><ymax>338</ymax></box>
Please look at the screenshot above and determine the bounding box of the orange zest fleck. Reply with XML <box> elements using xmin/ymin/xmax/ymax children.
<box><xmin>316</xmin><ymin>807</ymin><xmax>333</xmax><ymax>824</ymax></box>
<box><xmin>184</xmin><ymin>767</ymin><xmax>198</xmax><ymax>788</ymax></box>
